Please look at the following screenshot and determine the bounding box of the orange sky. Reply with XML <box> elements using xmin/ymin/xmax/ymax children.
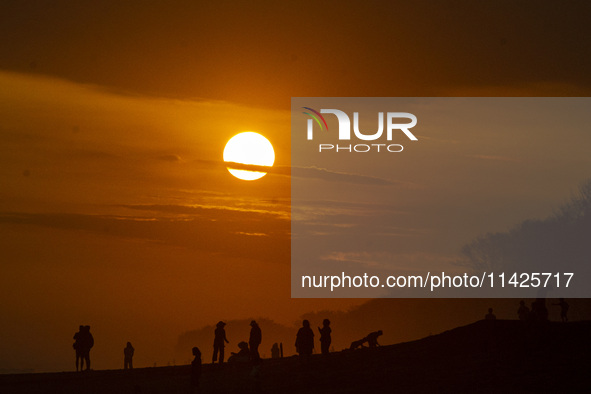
<box><xmin>0</xmin><ymin>71</ymin><xmax>356</xmax><ymax>371</ymax></box>
<box><xmin>1</xmin><ymin>1</ymin><xmax>591</xmax><ymax>373</ymax></box>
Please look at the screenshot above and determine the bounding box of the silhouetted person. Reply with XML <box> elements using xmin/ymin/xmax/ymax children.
<box><xmin>249</xmin><ymin>320</ymin><xmax>262</xmax><ymax>361</ymax></box>
<box><xmin>295</xmin><ymin>320</ymin><xmax>314</xmax><ymax>358</ymax></box>
<box><xmin>77</xmin><ymin>325</ymin><xmax>94</xmax><ymax>371</ymax></box>
<box><xmin>228</xmin><ymin>341</ymin><xmax>250</xmax><ymax>363</ymax></box>
<box><xmin>318</xmin><ymin>319</ymin><xmax>332</xmax><ymax>355</ymax></box>
<box><xmin>212</xmin><ymin>321</ymin><xmax>229</xmax><ymax>364</ymax></box>
<box><xmin>124</xmin><ymin>342</ymin><xmax>135</xmax><ymax>370</ymax></box>
<box><xmin>271</xmin><ymin>343</ymin><xmax>280</xmax><ymax>359</ymax></box>
<box><xmin>554</xmin><ymin>298</ymin><xmax>569</xmax><ymax>322</ymax></box>
<box><xmin>190</xmin><ymin>347</ymin><xmax>201</xmax><ymax>393</ymax></box>
<box><xmin>518</xmin><ymin>300</ymin><xmax>530</xmax><ymax>321</ymax></box>
<box><xmin>73</xmin><ymin>325</ymin><xmax>84</xmax><ymax>371</ymax></box>
<box><xmin>531</xmin><ymin>298</ymin><xmax>549</xmax><ymax>322</ymax></box>
<box><xmin>366</xmin><ymin>330</ymin><xmax>383</xmax><ymax>348</ymax></box>
<box><xmin>350</xmin><ymin>338</ymin><xmax>367</xmax><ymax>350</ymax></box>
<box><xmin>485</xmin><ymin>308</ymin><xmax>496</xmax><ymax>320</ymax></box>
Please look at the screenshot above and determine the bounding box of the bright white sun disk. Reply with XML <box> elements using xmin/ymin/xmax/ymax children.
<box><xmin>223</xmin><ymin>132</ymin><xmax>275</xmax><ymax>181</ymax></box>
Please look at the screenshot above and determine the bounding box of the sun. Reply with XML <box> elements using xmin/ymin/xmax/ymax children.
<box><xmin>223</xmin><ymin>132</ymin><xmax>275</xmax><ymax>181</ymax></box>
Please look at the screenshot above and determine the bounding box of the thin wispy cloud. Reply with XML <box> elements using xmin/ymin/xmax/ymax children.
<box><xmin>468</xmin><ymin>154</ymin><xmax>520</xmax><ymax>162</ymax></box>
<box><xmin>0</xmin><ymin>211</ymin><xmax>289</xmax><ymax>262</ymax></box>
<box><xmin>222</xmin><ymin>162</ymin><xmax>417</xmax><ymax>188</ymax></box>
<box><xmin>120</xmin><ymin>203</ymin><xmax>290</xmax><ymax>220</ymax></box>
<box><xmin>292</xmin><ymin>166</ymin><xmax>413</xmax><ymax>186</ymax></box>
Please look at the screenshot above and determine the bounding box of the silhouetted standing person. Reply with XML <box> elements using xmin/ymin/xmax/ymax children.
<box><xmin>485</xmin><ymin>308</ymin><xmax>496</xmax><ymax>320</ymax></box>
<box><xmin>295</xmin><ymin>320</ymin><xmax>314</xmax><ymax>359</ymax></box>
<box><xmin>212</xmin><ymin>321</ymin><xmax>229</xmax><ymax>364</ymax></box>
<box><xmin>73</xmin><ymin>325</ymin><xmax>84</xmax><ymax>371</ymax></box>
<box><xmin>318</xmin><ymin>319</ymin><xmax>332</xmax><ymax>355</ymax></box>
<box><xmin>190</xmin><ymin>347</ymin><xmax>201</xmax><ymax>393</ymax></box>
<box><xmin>531</xmin><ymin>298</ymin><xmax>548</xmax><ymax>322</ymax></box>
<box><xmin>518</xmin><ymin>300</ymin><xmax>529</xmax><ymax>321</ymax></box>
<box><xmin>366</xmin><ymin>330</ymin><xmax>383</xmax><ymax>348</ymax></box>
<box><xmin>554</xmin><ymin>298</ymin><xmax>569</xmax><ymax>322</ymax></box>
<box><xmin>249</xmin><ymin>320</ymin><xmax>262</xmax><ymax>361</ymax></box>
<box><xmin>124</xmin><ymin>342</ymin><xmax>135</xmax><ymax>370</ymax></box>
<box><xmin>79</xmin><ymin>325</ymin><xmax>94</xmax><ymax>371</ymax></box>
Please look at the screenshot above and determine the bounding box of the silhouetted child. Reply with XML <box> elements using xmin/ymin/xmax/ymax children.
<box><xmin>553</xmin><ymin>298</ymin><xmax>569</xmax><ymax>322</ymax></box>
<box><xmin>518</xmin><ymin>300</ymin><xmax>529</xmax><ymax>321</ymax></box>
<box><xmin>249</xmin><ymin>320</ymin><xmax>262</xmax><ymax>361</ymax></box>
<box><xmin>295</xmin><ymin>320</ymin><xmax>314</xmax><ymax>358</ymax></box>
<box><xmin>318</xmin><ymin>319</ymin><xmax>332</xmax><ymax>355</ymax></box>
<box><xmin>271</xmin><ymin>343</ymin><xmax>280</xmax><ymax>359</ymax></box>
<box><xmin>228</xmin><ymin>341</ymin><xmax>250</xmax><ymax>363</ymax></box>
<box><xmin>190</xmin><ymin>347</ymin><xmax>201</xmax><ymax>393</ymax></box>
<box><xmin>124</xmin><ymin>342</ymin><xmax>135</xmax><ymax>369</ymax></box>
<box><xmin>212</xmin><ymin>321</ymin><xmax>229</xmax><ymax>364</ymax></box>
<box><xmin>485</xmin><ymin>308</ymin><xmax>496</xmax><ymax>320</ymax></box>
<box><xmin>366</xmin><ymin>330</ymin><xmax>383</xmax><ymax>348</ymax></box>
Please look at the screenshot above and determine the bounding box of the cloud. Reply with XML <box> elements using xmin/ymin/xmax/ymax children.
<box><xmin>292</xmin><ymin>166</ymin><xmax>408</xmax><ymax>186</ymax></box>
<box><xmin>224</xmin><ymin>161</ymin><xmax>288</xmax><ymax>175</ymax></box>
<box><xmin>222</xmin><ymin>162</ymin><xmax>413</xmax><ymax>187</ymax></box>
<box><xmin>468</xmin><ymin>154</ymin><xmax>520</xmax><ymax>162</ymax></box>
<box><xmin>320</xmin><ymin>251</ymin><xmax>461</xmax><ymax>272</ymax></box>
<box><xmin>0</xmin><ymin>210</ymin><xmax>289</xmax><ymax>263</ymax></box>
<box><xmin>119</xmin><ymin>203</ymin><xmax>290</xmax><ymax>220</ymax></box>
<box><xmin>1</xmin><ymin>1</ymin><xmax>590</xmax><ymax>107</ymax></box>
<box><xmin>156</xmin><ymin>154</ymin><xmax>183</xmax><ymax>162</ymax></box>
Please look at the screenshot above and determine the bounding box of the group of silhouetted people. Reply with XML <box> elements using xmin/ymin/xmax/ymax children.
<box><xmin>211</xmin><ymin>320</ymin><xmax>263</xmax><ymax>365</ymax></box>
<box><xmin>184</xmin><ymin>318</ymin><xmax>384</xmax><ymax>391</ymax></box>
<box><xmin>517</xmin><ymin>298</ymin><xmax>569</xmax><ymax>322</ymax></box>
<box><xmin>294</xmin><ymin>318</ymin><xmax>339</xmax><ymax>357</ymax></box>
<box><xmin>73</xmin><ymin>325</ymin><xmax>94</xmax><ymax>372</ymax></box>
<box><xmin>73</xmin><ymin>325</ymin><xmax>136</xmax><ymax>372</ymax></box>
<box><xmin>208</xmin><ymin>318</ymin><xmax>337</xmax><ymax>366</ymax></box>
<box><xmin>75</xmin><ymin>297</ymin><xmax>573</xmax><ymax>384</ymax></box>
<box><xmin>69</xmin><ymin>318</ymin><xmax>382</xmax><ymax>392</ymax></box>
<box><xmin>484</xmin><ymin>298</ymin><xmax>570</xmax><ymax>323</ymax></box>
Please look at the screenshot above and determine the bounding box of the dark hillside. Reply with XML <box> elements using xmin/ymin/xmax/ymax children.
<box><xmin>2</xmin><ymin>320</ymin><xmax>589</xmax><ymax>393</ymax></box>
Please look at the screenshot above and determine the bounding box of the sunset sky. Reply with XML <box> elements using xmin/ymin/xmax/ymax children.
<box><xmin>1</xmin><ymin>1</ymin><xmax>590</xmax><ymax>372</ymax></box>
